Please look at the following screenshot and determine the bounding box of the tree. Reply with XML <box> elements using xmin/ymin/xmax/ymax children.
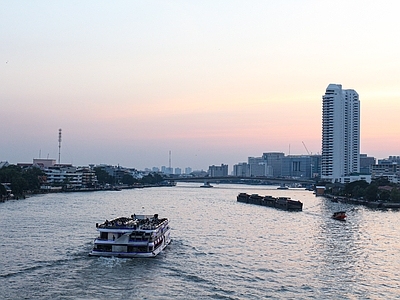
<box><xmin>0</xmin><ymin>165</ymin><xmax>21</xmax><ymax>183</ymax></box>
<box><xmin>352</xmin><ymin>185</ymin><xmax>366</xmax><ymax>199</ymax></box>
<box><xmin>391</xmin><ymin>188</ymin><xmax>400</xmax><ymax>203</ymax></box>
<box><xmin>141</xmin><ymin>173</ymin><xmax>164</xmax><ymax>185</ymax></box>
<box><xmin>21</xmin><ymin>167</ymin><xmax>45</xmax><ymax>192</ymax></box>
<box><xmin>343</xmin><ymin>180</ymin><xmax>369</xmax><ymax>198</ymax></box>
<box><xmin>0</xmin><ymin>165</ymin><xmax>45</xmax><ymax>196</ymax></box>
<box><xmin>10</xmin><ymin>176</ymin><xmax>27</xmax><ymax>196</ymax></box>
<box><xmin>365</xmin><ymin>185</ymin><xmax>378</xmax><ymax>201</ymax></box>
<box><xmin>0</xmin><ymin>184</ymin><xmax>6</xmax><ymax>197</ymax></box>
<box><xmin>372</xmin><ymin>177</ymin><xmax>392</xmax><ymax>187</ymax></box>
<box><xmin>94</xmin><ymin>167</ymin><xmax>114</xmax><ymax>185</ymax></box>
<box><xmin>379</xmin><ymin>190</ymin><xmax>391</xmax><ymax>201</ymax></box>
<box><xmin>122</xmin><ymin>174</ymin><xmax>137</xmax><ymax>185</ymax></box>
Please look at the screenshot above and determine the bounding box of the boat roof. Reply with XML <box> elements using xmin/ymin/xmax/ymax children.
<box><xmin>97</xmin><ymin>214</ymin><xmax>168</xmax><ymax>232</ymax></box>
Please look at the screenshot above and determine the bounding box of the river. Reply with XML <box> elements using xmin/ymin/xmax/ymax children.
<box><xmin>1</xmin><ymin>182</ymin><xmax>400</xmax><ymax>299</ymax></box>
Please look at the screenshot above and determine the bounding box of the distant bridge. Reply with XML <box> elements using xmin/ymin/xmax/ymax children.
<box><xmin>166</xmin><ymin>176</ymin><xmax>315</xmax><ymax>185</ymax></box>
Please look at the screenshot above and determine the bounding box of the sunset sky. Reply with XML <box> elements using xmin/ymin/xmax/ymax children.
<box><xmin>1</xmin><ymin>1</ymin><xmax>399</xmax><ymax>171</ymax></box>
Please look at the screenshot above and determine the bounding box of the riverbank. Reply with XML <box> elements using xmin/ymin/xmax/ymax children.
<box><xmin>0</xmin><ymin>181</ymin><xmax>176</xmax><ymax>202</ymax></box>
<box><xmin>324</xmin><ymin>194</ymin><xmax>400</xmax><ymax>209</ymax></box>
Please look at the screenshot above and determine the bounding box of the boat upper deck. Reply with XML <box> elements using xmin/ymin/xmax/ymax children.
<box><xmin>97</xmin><ymin>214</ymin><xmax>168</xmax><ymax>231</ymax></box>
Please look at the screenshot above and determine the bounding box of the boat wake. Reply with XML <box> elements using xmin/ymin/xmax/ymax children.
<box><xmin>94</xmin><ymin>256</ymin><xmax>130</xmax><ymax>267</ymax></box>
<box><xmin>0</xmin><ymin>255</ymin><xmax>85</xmax><ymax>279</ymax></box>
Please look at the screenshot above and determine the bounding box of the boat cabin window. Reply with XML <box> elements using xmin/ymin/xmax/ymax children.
<box><xmin>96</xmin><ymin>244</ymin><xmax>112</xmax><ymax>252</ymax></box>
<box><xmin>127</xmin><ymin>246</ymin><xmax>148</xmax><ymax>253</ymax></box>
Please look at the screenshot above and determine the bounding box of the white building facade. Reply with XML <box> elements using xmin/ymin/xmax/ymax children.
<box><xmin>321</xmin><ymin>84</ymin><xmax>360</xmax><ymax>183</ymax></box>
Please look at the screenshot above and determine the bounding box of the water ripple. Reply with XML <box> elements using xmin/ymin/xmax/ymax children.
<box><xmin>1</xmin><ymin>184</ymin><xmax>400</xmax><ymax>299</ymax></box>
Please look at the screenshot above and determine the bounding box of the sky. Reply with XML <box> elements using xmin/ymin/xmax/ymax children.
<box><xmin>1</xmin><ymin>1</ymin><xmax>400</xmax><ymax>171</ymax></box>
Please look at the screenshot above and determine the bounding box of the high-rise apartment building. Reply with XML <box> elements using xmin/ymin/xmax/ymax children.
<box><xmin>321</xmin><ymin>84</ymin><xmax>360</xmax><ymax>182</ymax></box>
<box><xmin>208</xmin><ymin>164</ymin><xmax>228</xmax><ymax>177</ymax></box>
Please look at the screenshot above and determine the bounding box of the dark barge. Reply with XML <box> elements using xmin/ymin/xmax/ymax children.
<box><xmin>237</xmin><ymin>193</ymin><xmax>303</xmax><ymax>211</ymax></box>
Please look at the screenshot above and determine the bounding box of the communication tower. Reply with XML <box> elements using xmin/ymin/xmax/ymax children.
<box><xmin>169</xmin><ymin>150</ymin><xmax>171</xmax><ymax>169</ymax></box>
<box><xmin>58</xmin><ymin>129</ymin><xmax>62</xmax><ymax>164</ymax></box>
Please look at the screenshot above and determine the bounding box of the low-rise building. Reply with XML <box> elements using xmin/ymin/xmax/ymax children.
<box><xmin>370</xmin><ymin>162</ymin><xmax>399</xmax><ymax>183</ymax></box>
<box><xmin>360</xmin><ymin>154</ymin><xmax>375</xmax><ymax>174</ymax></box>
<box><xmin>337</xmin><ymin>174</ymin><xmax>372</xmax><ymax>184</ymax></box>
<box><xmin>43</xmin><ymin>166</ymin><xmax>83</xmax><ymax>189</ymax></box>
<box><xmin>78</xmin><ymin>167</ymin><xmax>98</xmax><ymax>188</ymax></box>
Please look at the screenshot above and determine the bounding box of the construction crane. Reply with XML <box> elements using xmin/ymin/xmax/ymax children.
<box><xmin>302</xmin><ymin>141</ymin><xmax>311</xmax><ymax>155</ymax></box>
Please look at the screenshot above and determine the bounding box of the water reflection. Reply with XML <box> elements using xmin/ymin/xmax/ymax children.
<box><xmin>311</xmin><ymin>197</ymin><xmax>400</xmax><ymax>298</ymax></box>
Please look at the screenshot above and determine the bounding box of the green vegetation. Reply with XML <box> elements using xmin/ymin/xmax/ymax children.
<box><xmin>141</xmin><ymin>173</ymin><xmax>164</xmax><ymax>185</ymax></box>
<box><xmin>0</xmin><ymin>182</ymin><xmax>7</xmax><ymax>197</ymax></box>
<box><xmin>121</xmin><ymin>173</ymin><xmax>137</xmax><ymax>185</ymax></box>
<box><xmin>93</xmin><ymin>167</ymin><xmax>114</xmax><ymax>185</ymax></box>
<box><xmin>324</xmin><ymin>177</ymin><xmax>400</xmax><ymax>202</ymax></box>
<box><xmin>94</xmin><ymin>167</ymin><xmax>165</xmax><ymax>186</ymax></box>
<box><xmin>0</xmin><ymin>165</ymin><xmax>167</xmax><ymax>198</ymax></box>
<box><xmin>0</xmin><ymin>165</ymin><xmax>45</xmax><ymax>197</ymax></box>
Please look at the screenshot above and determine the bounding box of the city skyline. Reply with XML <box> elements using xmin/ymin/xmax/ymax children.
<box><xmin>1</xmin><ymin>1</ymin><xmax>400</xmax><ymax>170</ymax></box>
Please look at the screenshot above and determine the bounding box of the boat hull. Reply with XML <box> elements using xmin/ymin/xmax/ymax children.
<box><xmin>89</xmin><ymin>237</ymin><xmax>171</xmax><ymax>258</ymax></box>
<box><xmin>237</xmin><ymin>193</ymin><xmax>303</xmax><ymax>211</ymax></box>
<box><xmin>332</xmin><ymin>211</ymin><xmax>346</xmax><ymax>221</ymax></box>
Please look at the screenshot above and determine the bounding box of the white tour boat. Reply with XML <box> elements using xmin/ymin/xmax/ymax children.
<box><xmin>89</xmin><ymin>213</ymin><xmax>171</xmax><ymax>258</ymax></box>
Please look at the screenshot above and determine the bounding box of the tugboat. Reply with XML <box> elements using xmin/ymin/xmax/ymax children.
<box><xmin>332</xmin><ymin>211</ymin><xmax>346</xmax><ymax>221</ymax></box>
<box><xmin>200</xmin><ymin>181</ymin><xmax>213</xmax><ymax>188</ymax></box>
<box><xmin>277</xmin><ymin>184</ymin><xmax>289</xmax><ymax>190</ymax></box>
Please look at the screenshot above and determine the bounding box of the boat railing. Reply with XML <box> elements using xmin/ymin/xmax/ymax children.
<box><xmin>97</xmin><ymin>218</ymin><xmax>168</xmax><ymax>230</ymax></box>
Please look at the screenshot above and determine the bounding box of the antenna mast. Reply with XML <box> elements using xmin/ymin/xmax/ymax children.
<box><xmin>169</xmin><ymin>150</ymin><xmax>171</xmax><ymax>169</ymax></box>
<box><xmin>58</xmin><ymin>128</ymin><xmax>62</xmax><ymax>164</ymax></box>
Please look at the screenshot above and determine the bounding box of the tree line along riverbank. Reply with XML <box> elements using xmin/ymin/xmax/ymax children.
<box><xmin>0</xmin><ymin>164</ymin><xmax>170</xmax><ymax>201</ymax></box>
<box><xmin>322</xmin><ymin>177</ymin><xmax>400</xmax><ymax>209</ymax></box>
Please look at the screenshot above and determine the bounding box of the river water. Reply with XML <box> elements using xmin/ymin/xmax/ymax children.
<box><xmin>1</xmin><ymin>182</ymin><xmax>400</xmax><ymax>299</ymax></box>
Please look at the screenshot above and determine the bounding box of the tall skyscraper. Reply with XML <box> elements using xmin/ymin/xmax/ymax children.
<box><xmin>321</xmin><ymin>84</ymin><xmax>360</xmax><ymax>182</ymax></box>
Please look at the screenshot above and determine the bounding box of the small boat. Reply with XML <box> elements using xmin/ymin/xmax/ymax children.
<box><xmin>200</xmin><ymin>182</ymin><xmax>213</xmax><ymax>188</ymax></box>
<box><xmin>89</xmin><ymin>213</ymin><xmax>171</xmax><ymax>258</ymax></box>
<box><xmin>332</xmin><ymin>211</ymin><xmax>346</xmax><ymax>221</ymax></box>
<box><xmin>277</xmin><ymin>184</ymin><xmax>289</xmax><ymax>190</ymax></box>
